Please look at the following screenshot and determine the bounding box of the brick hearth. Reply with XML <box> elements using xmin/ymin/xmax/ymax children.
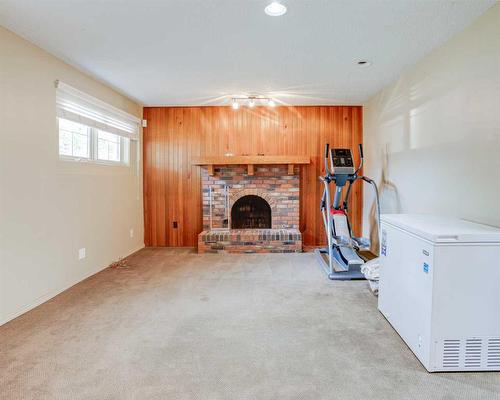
<box><xmin>198</xmin><ymin>229</ymin><xmax>302</xmax><ymax>254</ymax></box>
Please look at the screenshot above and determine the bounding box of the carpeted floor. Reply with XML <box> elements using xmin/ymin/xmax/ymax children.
<box><xmin>1</xmin><ymin>248</ymin><xmax>499</xmax><ymax>400</ymax></box>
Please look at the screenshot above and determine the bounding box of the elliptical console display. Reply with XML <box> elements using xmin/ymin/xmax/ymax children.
<box><xmin>331</xmin><ymin>149</ymin><xmax>355</xmax><ymax>174</ymax></box>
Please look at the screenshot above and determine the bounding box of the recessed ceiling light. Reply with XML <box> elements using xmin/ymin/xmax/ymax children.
<box><xmin>265</xmin><ymin>1</ymin><xmax>287</xmax><ymax>17</ymax></box>
<box><xmin>268</xmin><ymin>99</ymin><xmax>276</xmax><ymax>107</ymax></box>
<box><xmin>231</xmin><ymin>99</ymin><xmax>239</xmax><ymax>110</ymax></box>
<box><xmin>248</xmin><ymin>98</ymin><xmax>256</xmax><ymax>108</ymax></box>
<box><xmin>357</xmin><ymin>60</ymin><xmax>372</xmax><ymax>67</ymax></box>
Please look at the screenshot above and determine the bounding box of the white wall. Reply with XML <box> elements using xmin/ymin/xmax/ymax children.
<box><xmin>0</xmin><ymin>27</ymin><xmax>144</xmax><ymax>325</ymax></box>
<box><xmin>363</xmin><ymin>4</ymin><xmax>500</xmax><ymax>248</ymax></box>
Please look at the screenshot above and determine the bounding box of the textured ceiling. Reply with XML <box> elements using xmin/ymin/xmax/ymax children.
<box><xmin>0</xmin><ymin>0</ymin><xmax>495</xmax><ymax>105</ymax></box>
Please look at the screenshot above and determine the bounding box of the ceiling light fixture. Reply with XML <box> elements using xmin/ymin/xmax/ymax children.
<box><xmin>265</xmin><ymin>1</ymin><xmax>287</xmax><ymax>17</ymax></box>
<box><xmin>230</xmin><ymin>96</ymin><xmax>277</xmax><ymax>110</ymax></box>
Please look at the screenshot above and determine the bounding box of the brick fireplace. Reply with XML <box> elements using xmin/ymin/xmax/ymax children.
<box><xmin>198</xmin><ymin>165</ymin><xmax>302</xmax><ymax>253</ymax></box>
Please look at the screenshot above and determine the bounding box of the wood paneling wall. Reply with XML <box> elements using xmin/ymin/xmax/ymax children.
<box><xmin>143</xmin><ymin>106</ymin><xmax>363</xmax><ymax>247</ymax></box>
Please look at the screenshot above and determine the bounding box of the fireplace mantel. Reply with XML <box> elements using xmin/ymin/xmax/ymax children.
<box><xmin>192</xmin><ymin>155</ymin><xmax>310</xmax><ymax>175</ymax></box>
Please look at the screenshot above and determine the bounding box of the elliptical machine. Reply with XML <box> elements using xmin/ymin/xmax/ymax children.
<box><xmin>315</xmin><ymin>143</ymin><xmax>380</xmax><ymax>280</ymax></box>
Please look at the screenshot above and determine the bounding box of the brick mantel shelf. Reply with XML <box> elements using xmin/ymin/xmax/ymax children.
<box><xmin>192</xmin><ymin>155</ymin><xmax>310</xmax><ymax>176</ymax></box>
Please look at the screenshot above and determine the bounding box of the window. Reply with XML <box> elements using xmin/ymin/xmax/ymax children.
<box><xmin>58</xmin><ymin>118</ymin><xmax>130</xmax><ymax>164</ymax></box>
<box><xmin>55</xmin><ymin>81</ymin><xmax>140</xmax><ymax>165</ymax></box>
<box><xmin>97</xmin><ymin>130</ymin><xmax>120</xmax><ymax>162</ymax></box>
<box><xmin>59</xmin><ymin>118</ymin><xmax>91</xmax><ymax>159</ymax></box>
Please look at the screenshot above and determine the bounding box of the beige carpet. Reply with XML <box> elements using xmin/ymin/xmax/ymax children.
<box><xmin>1</xmin><ymin>248</ymin><xmax>499</xmax><ymax>400</ymax></box>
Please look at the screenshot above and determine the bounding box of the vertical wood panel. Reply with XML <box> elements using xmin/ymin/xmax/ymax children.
<box><xmin>143</xmin><ymin>106</ymin><xmax>363</xmax><ymax>247</ymax></box>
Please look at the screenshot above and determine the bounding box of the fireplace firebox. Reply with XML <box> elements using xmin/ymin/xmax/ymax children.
<box><xmin>231</xmin><ymin>195</ymin><xmax>271</xmax><ymax>229</ymax></box>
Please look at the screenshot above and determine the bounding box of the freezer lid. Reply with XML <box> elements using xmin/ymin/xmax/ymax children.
<box><xmin>380</xmin><ymin>214</ymin><xmax>500</xmax><ymax>243</ymax></box>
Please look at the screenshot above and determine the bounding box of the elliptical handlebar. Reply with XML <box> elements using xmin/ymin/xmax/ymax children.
<box><xmin>330</xmin><ymin>148</ymin><xmax>335</xmax><ymax>175</ymax></box>
<box><xmin>324</xmin><ymin>143</ymin><xmax>330</xmax><ymax>177</ymax></box>
<box><xmin>355</xmin><ymin>143</ymin><xmax>364</xmax><ymax>175</ymax></box>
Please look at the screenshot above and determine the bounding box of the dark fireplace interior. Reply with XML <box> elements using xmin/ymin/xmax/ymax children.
<box><xmin>231</xmin><ymin>195</ymin><xmax>271</xmax><ymax>229</ymax></box>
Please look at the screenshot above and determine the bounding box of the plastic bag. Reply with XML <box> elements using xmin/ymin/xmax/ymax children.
<box><xmin>361</xmin><ymin>258</ymin><xmax>380</xmax><ymax>296</ymax></box>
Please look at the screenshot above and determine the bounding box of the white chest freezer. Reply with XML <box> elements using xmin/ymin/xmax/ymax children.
<box><xmin>378</xmin><ymin>214</ymin><xmax>500</xmax><ymax>372</ymax></box>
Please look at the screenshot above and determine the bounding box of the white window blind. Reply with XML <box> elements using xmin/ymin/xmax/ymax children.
<box><xmin>55</xmin><ymin>80</ymin><xmax>140</xmax><ymax>140</ymax></box>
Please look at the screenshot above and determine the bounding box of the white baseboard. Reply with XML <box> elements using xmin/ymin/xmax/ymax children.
<box><xmin>0</xmin><ymin>244</ymin><xmax>145</xmax><ymax>326</ymax></box>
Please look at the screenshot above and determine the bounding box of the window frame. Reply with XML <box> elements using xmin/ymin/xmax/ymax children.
<box><xmin>57</xmin><ymin>117</ymin><xmax>130</xmax><ymax>166</ymax></box>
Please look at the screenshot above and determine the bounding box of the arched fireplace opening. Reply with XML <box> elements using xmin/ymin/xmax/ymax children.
<box><xmin>231</xmin><ymin>195</ymin><xmax>271</xmax><ymax>229</ymax></box>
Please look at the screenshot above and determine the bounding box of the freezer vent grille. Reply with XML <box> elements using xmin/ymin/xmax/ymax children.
<box><xmin>487</xmin><ymin>338</ymin><xmax>500</xmax><ymax>368</ymax></box>
<box><xmin>442</xmin><ymin>339</ymin><xmax>460</xmax><ymax>368</ymax></box>
<box><xmin>439</xmin><ymin>337</ymin><xmax>500</xmax><ymax>370</ymax></box>
<box><xmin>464</xmin><ymin>338</ymin><xmax>482</xmax><ymax>368</ymax></box>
